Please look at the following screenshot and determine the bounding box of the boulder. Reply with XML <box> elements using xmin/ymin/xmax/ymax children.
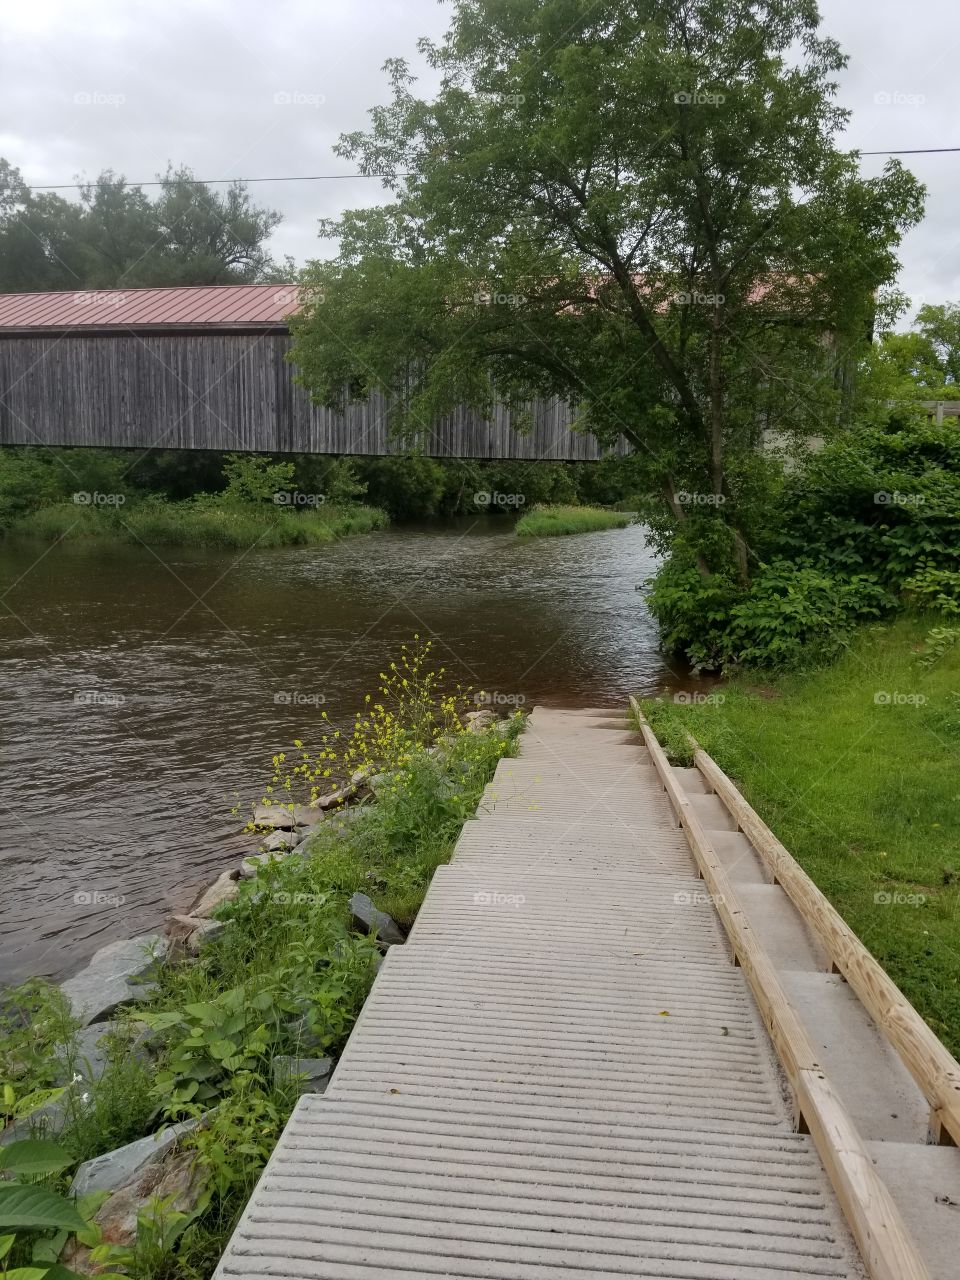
<box><xmin>271</xmin><ymin>1054</ymin><xmax>333</xmax><ymax>1095</ymax></box>
<box><xmin>253</xmin><ymin>803</ymin><xmax>296</xmax><ymax>830</ymax></box>
<box><xmin>54</xmin><ymin>1019</ymin><xmax>154</xmax><ymax>1086</ymax></box>
<box><xmin>1</xmin><ymin>1092</ymin><xmax>67</xmax><ymax>1146</ymax></box>
<box><xmin>62</xmin><ymin>1132</ymin><xmax>203</xmax><ymax>1276</ymax></box>
<box><xmin>261</xmin><ymin>828</ymin><xmax>298</xmax><ymax>853</ymax></box>
<box><xmin>60</xmin><ymin>934</ymin><xmax>166</xmax><ymax>1027</ymax></box>
<box><xmin>348</xmin><ymin>892</ymin><xmax>405</xmax><ymax>946</ymax></box>
<box><xmin>190</xmin><ymin>870</ymin><xmax>240</xmax><ymax>918</ymax></box>
<box><xmin>239</xmin><ymin>850</ymin><xmax>284</xmax><ymax>880</ymax></box>
<box><xmin>312</xmin><ymin>785</ymin><xmax>355</xmax><ymax>810</ymax></box>
<box><xmin>70</xmin><ymin>1118</ymin><xmax>200</xmax><ymax>1197</ymax></box>
<box><xmin>253</xmin><ymin>803</ymin><xmax>319</xmax><ymax>830</ymax></box>
<box><xmin>465</xmin><ymin>709</ymin><xmax>498</xmax><ymax>732</ymax></box>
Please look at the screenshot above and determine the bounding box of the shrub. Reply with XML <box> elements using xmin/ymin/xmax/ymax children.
<box><xmin>728</xmin><ymin>562</ymin><xmax>889</xmax><ymax>669</ymax></box>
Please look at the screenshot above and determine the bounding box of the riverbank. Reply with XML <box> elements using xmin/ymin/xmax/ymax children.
<box><xmin>515</xmin><ymin>503</ymin><xmax>635</xmax><ymax>536</ymax></box>
<box><xmin>8</xmin><ymin>498</ymin><xmax>389</xmax><ymax>549</ymax></box>
<box><xmin>0</xmin><ymin>650</ymin><xmax>521</xmax><ymax>1276</ymax></box>
<box><xmin>642</xmin><ymin>614</ymin><xmax>960</xmax><ymax>1056</ymax></box>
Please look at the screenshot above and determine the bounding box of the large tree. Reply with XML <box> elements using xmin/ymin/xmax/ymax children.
<box><xmin>0</xmin><ymin>162</ymin><xmax>284</xmax><ymax>291</ymax></box>
<box><xmin>292</xmin><ymin>0</ymin><xmax>923</xmax><ymax>580</ymax></box>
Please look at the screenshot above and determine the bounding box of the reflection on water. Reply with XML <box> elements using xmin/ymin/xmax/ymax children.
<box><xmin>0</xmin><ymin>518</ymin><xmax>684</xmax><ymax>984</ymax></box>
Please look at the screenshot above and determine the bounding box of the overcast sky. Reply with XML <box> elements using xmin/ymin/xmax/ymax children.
<box><xmin>1</xmin><ymin>0</ymin><xmax>958</xmax><ymax>316</ymax></box>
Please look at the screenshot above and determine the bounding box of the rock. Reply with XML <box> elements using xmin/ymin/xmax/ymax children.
<box><xmin>239</xmin><ymin>850</ymin><xmax>284</xmax><ymax>880</ymax></box>
<box><xmin>293</xmin><ymin>805</ymin><xmax>324</xmax><ymax>828</ymax></box>
<box><xmin>271</xmin><ymin>1054</ymin><xmax>333</xmax><ymax>1095</ymax></box>
<box><xmin>350</xmin><ymin>766</ymin><xmax>371</xmax><ymax>786</ymax></box>
<box><xmin>1</xmin><ymin>1093</ymin><xmax>67</xmax><ymax>1146</ymax></box>
<box><xmin>311</xmin><ymin>785</ymin><xmax>355</xmax><ymax>810</ymax></box>
<box><xmin>70</xmin><ymin>1118</ymin><xmax>200</xmax><ymax>1197</ymax></box>
<box><xmin>253</xmin><ymin>803</ymin><xmax>319</xmax><ymax>829</ymax></box>
<box><xmin>164</xmin><ymin>913</ymin><xmax>203</xmax><ymax>944</ymax></box>
<box><xmin>60</xmin><ymin>934</ymin><xmax>166</xmax><ymax>1027</ymax></box>
<box><xmin>190</xmin><ymin>869</ymin><xmax>240</xmax><ymax>918</ymax></box>
<box><xmin>465</xmin><ymin>709</ymin><xmax>498</xmax><ymax>732</ymax></box>
<box><xmin>54</xmin><ymin>1019</ymin><xmax>154</xmax><ymax>1086</ymax></box>
<box><xmin>164</xmin><ymin>914</ymin><xmax>227</xmax><ymax>961</ymax></box>
<box><xmin>63</xmin><ymin>1136</ymin><xmax>203</xmax><ymax>1275</ymax></box>
<box><xmin>186</xmin><ymin>918</ymin><xmax>226</xmax><ymax>955</ymax></box>
<box><xmin>348</xmin><ymin>892</ymin><xmax>405</xmax><ymax>946</ymax></box>
<box><xmin>261</xmin><ymin>828</ymin><xmax>297</xmax><ymax>852</ymax></box>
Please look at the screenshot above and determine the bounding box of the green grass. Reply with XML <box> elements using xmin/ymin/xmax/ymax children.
<box><xmin>643</xmin><ymin>614</ymin><xmax>960</xmax><ymax>1056</ymax></box>
<box><xmin>515</xmin><ymin>503</ymin><xmax>635</xmax><ymax>537</ymax></box>
<box><xmin>8</xmin><ymin>499</ymin><xmax>389</xmax><ymax>549</ymax></box>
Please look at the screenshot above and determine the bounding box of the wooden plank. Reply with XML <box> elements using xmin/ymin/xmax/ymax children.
<box><xmin>0</xmin><ymin>332</ymin><xmax>629</xmax><ymax>458</ymax></box>
<box><xmin>691</xmin><ymin>740</ymin><xmax>960</xmax><ymax>1149</ymax></box>
<box><xmin>630</xmin><ymin>697</ymin><xmax>931</xmax><ymax>1280</ymax></box>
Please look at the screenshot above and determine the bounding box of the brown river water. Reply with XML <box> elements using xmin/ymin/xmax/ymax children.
<box><xmin>0</xmin><ymin>518</ymin><xmax>686</xmax><ymax>986</ymax></box>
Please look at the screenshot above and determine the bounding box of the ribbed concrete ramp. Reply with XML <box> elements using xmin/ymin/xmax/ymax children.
<box><xmin>215</xmin><ymin>707</ymin><xmax>865</xmax><ymax>1280</ymax></box>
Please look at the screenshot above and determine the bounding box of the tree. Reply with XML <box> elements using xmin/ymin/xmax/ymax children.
<box><xmin>291</xmin><ymin>0</ymin><xmax>923</xmax><ymax>582</ymax></box>
<box><xmin>0</xmin><ymin>161</ymin><xmax>284</xmax><ymax>291</ymax></box>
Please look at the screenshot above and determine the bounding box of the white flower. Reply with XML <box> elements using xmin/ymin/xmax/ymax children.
<box><xmin>71</xmin><ymin>1073</ymin><xmax>83</xmax><ymax>1085</ymax></box>
<box><xmin>80</xmin><ymin>1092</ymin><xmax>90</xmax><ymax>1104</ymax></box>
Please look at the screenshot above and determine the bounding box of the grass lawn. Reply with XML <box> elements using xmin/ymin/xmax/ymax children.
<box><xmin>642</xmin><ymin>615</ymin><xmax>960</xmax><ymax>1056</ymax></box>
<box><xmin>515</xmin><ymin>503</ymin><xmax>635</xmax><ymax>536</ymax></box>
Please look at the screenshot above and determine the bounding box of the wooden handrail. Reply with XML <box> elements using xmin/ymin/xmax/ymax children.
<box><xmin>630</xmin><ymin>698</ymin><xmax>931</xmax><ymax>1280</ymax></box>
<box><xmin>690</xmin><ymin>737</ymin><xmax>960</xmax><ymax>1148</ymax></box>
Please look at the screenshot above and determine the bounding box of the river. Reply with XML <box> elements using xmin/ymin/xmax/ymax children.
<box><xmin>0</xmin><ymin>518</ymin><xmax>681</xmax><ymax>985</ymax></box>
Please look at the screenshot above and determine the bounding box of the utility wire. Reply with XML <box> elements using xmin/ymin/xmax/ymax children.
<box><xmin>20</xmin><ymin>148</ymin><xmax>960</xmax><ymax>191</ymax></box>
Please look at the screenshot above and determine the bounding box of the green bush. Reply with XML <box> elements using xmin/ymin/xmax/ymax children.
<box><xmin>647</xmin><ymin>420</ymin><xmax>960</xmax><ymax>670</ymax></box>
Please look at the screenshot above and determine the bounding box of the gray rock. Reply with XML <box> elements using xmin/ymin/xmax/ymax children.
<box><xmin>253</xmin><ymin>803</ymin><xmax>318</xmax><ymax>830</ymax></box>
<box><xmin>271</xmin><ymin>1054</ymin><xmax>333</xmax><ymax>1095</ymax></box>
<box><xmin>253</xmin><ymin>803</ymin><xmax>295</xmax><ymax>829</ymax></box>
<box><xmin>54</xmin><ymin>1020</ymin><xmax>152</xmax><ymax>1085</ymax></box>
<box><xmin>312</xmin><ymin>785</ymin><xmax>355</xmax><ymax>810</ymax></box>
<box><xmin>465</xmin><ymin>708</ymin><xmax>498</xmax><ymax>732</ymax></box>
<box><xmin>261</xmin><ymin>828</ymin><xmax>297</xmax><ymax>853</ymax></box>
<box><xmin>349</xmin><ymin>892</ymin><xmax>404</xmax><ymax>946</ymax></box>
<box><xmin>60</xmin><ymin>934</ymin><xmax>166</xmax><ymax>1027</ymax></box>
<box><xmin>239</xmin><ymin>850</ymin><xmax>284</xmax><ymax>880</ymax></box>
<box><xmin>1</xmin><ymin>1093</ymin><xmax>67</xmax><ymax>1146</ymax></box>
<box><xmin>63</xmin><ymin>1139</ymin><xmax>203</xmax><ymax>1273</ymax></box>
<box><xmin>186</xmin><ymin>918</ymin><xmax>227</xmax><ymax>955</ymax></box>
<box><xmin>190</xmin><ymin>870</ymin><xmax>240</xmax><ymax>918</ymax></box>
<box><xmin>70</xmin><ymin>1117</ymin><xmax>200</xmax><ymax>1197</ymax></box>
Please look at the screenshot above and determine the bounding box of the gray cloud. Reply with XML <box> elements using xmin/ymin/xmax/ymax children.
<box><xmin>2</xmin><ymin>0</ymin><xmax>957</xmax><ymax>314</ymax></box>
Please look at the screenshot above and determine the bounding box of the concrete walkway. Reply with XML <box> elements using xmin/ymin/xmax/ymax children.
<box><xmin>215</xmin><ymin>707</ymin><xmax>865</xmax><ymax>1279</ymax></box>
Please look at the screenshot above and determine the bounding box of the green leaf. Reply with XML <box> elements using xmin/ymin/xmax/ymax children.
<box><xmin>0</xmin><ymin>1232</ymin><xmax>15</xmax><ymax>1260</ymax></box>
<box><xmin>10</xmin><ymin>1088</ymin><xmax>66</xmax><ymax>1120</ymax></box>
<box><xmin>0</xmin><ymin>1140</ymin><xmax>75</xmax><ymax>1178</ymax></box>
<box><xmin>4</xmin><ymin>1267</ymin><xmax>50</xmax><ymax>1280</ymax></box>
<box><xmin>0</xmin><ymin>1184</ymin><xmax>87</xmax><ymax>1233</ymax></box>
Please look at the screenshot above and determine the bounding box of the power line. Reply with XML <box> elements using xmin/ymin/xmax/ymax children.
<box><xmin>25</xmin><ymin>173</ymin><xmax>409</xmax><ymax>191</ymax></box>
<box><xmin>860</xmin><ymin>147</ymin><xmax>960</xmax><ymax>155</ymax></box>
<box><xmin>20</xmin><ymin>147</ymin><xmax>960</xmax><ymax>191</ymax></box>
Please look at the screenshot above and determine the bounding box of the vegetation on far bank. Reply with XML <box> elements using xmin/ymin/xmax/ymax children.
<box><xmin>515</xmin><ymin>504</ymin><xmax>634</xmax><ymax>537</ymax></box>
<box><xmin>0</xmin><ymin>452</ymin><xmax>388</xmax><ymax>550</ymax></box>
<box><xmin>644</xmin><ymin>614</ymin><xmax>960</xmax><ymax>1056</ymax></box>
<box><xmin>0</xmin><ymin>445</ymin><xmax>649</xmax><ymax>547</ymax></box>
<box><xmin>0</xmin><ymin>642</ymin><xmax>520</xmax><ymax>1277</ymax></box>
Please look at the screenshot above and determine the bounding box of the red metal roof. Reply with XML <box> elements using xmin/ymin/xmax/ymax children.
<box><xmin>0</xmin><ymin>283</ymin><xmax>302</xmax><ymax>332</ymax></box>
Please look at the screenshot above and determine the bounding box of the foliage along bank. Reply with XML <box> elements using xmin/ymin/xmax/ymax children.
<box><xmin>0</xmin><ymin>642</ymin><xmax>521</xmax><ymax>1278</ymax></box>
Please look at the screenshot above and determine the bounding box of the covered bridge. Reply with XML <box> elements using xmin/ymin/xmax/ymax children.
<box><xmin>0</xmin><ymin>284</ymin><xmax>614</xmax><ymax>460</ymax></box>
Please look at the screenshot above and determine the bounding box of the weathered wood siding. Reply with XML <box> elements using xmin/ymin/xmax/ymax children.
<box><xmin>0</xmin><ymin>332</ymin><xmax>621</xmax><ymax>460</ymax></box>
